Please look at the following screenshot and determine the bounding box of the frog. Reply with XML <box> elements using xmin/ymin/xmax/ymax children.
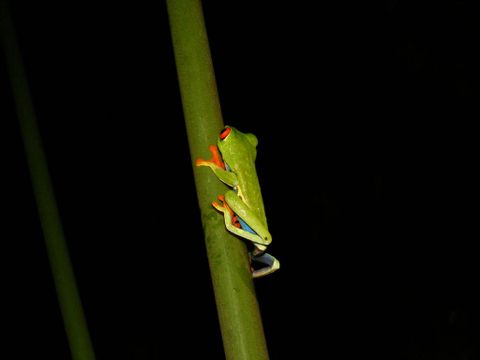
<box><xmin>196</xmin><ymin>126</ymin><xmax>280</xmax><ymax>278</ymax></box>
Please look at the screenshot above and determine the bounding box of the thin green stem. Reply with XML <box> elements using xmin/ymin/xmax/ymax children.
<box><xmin>166</xmin><ymin>1</ymin><xmax>269</xmax><ymax>359</ymax></box>
<box><xmin>0</xmin><ymin>2</ymin><xmax>96</xmax><ymax>359</ymax></box>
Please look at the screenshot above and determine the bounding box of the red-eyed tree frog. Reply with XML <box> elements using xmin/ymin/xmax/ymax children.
<box><xmin>196</xmin><ymin>126</ymin><xmax>280</xmax><ymax>278</ymax></box>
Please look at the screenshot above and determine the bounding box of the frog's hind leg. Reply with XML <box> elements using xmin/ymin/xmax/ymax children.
<box><xmin>213</xmin><ymin>193</ymin><xmax>280</xmax><ymax>278</ymax></box>
<box><xmin>250</xmin><ymin>252</ymin><xmax>280</xmax><ymax>278</ymax></box>
<box><xmin>212</xmin><ymin>195</ymin><xmax>266</xmax><ymax>246</ymax></box>
<box><xmin>213</xmin><ymin>195</ymin><xmax>241</xmax><ymax>228</ymax></box>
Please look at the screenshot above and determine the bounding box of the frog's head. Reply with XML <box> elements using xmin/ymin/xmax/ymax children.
<box><xmin>217</xmin><ymin>126</ymin><xmax>258</xmax><ymax>169</ymax></box>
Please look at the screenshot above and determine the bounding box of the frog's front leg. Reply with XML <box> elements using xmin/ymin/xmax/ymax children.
<box><xmin>195</xmin><ymin>145</ymin><xmax>237</xmax><ymax>187</ymax></box>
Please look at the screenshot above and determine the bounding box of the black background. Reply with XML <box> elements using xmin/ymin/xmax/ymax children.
<box><xmin>2</xmin><ymin>1</ymin><xmax>478</xmax><ymax>359</ymax></box>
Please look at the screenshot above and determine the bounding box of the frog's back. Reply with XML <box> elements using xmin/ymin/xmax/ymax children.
<box><xmin>235</xmin><ymin>159</ymin><xmax>268</xmax><ymax>227</ymax></box>
<box><xmin>218</xmin><ymin>126</ymin><xmax>268</xmax><ymax>226</ymax></box>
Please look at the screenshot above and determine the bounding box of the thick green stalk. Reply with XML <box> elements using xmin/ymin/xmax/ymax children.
<box><xmin>166</xmin><ymin>1</ymin><xmax>269</xmax><ymax>359</ymax></box>
<box><xmin>0</xmin><ymin>2</ymin><xmax>96</xmax><ymax>360</ymax></box>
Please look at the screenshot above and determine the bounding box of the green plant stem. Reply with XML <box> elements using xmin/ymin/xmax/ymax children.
<box><xmin>0</xmin><ymin>2</ymin><xmax>96</xmax><ymax>360</ymax></box>
<box><xmin>167</xmin><ymin>1</ymin><xmax>270</xmax><ymax>359</ymax></box>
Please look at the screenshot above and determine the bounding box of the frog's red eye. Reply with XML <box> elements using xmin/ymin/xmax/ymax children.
<box><xmin>219</xmin><ymin>127</ymin><xmax>231</xmax><ymax>140</ymax></box>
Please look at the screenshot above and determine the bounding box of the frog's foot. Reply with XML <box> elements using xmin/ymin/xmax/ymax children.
<box><xmin>212</xmin><ymin>195</ymin><xmax>241</xmax><ymax>228</ymax></box>
<box><xmin>249</xmin><ymin>252</ymin><xmax>280</xmax><ymax>278</ymax></box>
<box><xmin>195</xmin><ymin>145</ymin><xmax>225</xmax><ymax>169</ymax></box>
